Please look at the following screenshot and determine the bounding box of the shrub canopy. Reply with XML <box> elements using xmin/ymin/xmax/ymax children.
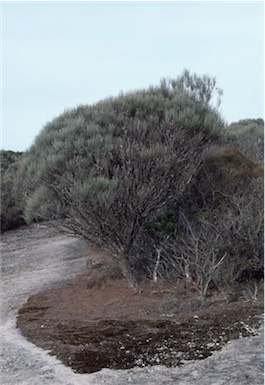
<box><xmin>20</xmin><ymin>70</ymin><xmax>225</xmax><ymax>286</ymax></box>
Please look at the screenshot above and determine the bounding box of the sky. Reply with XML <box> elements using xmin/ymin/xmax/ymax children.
<box><xmin>1</xmin><ymin>1</ymin><xmax>264</xmax><ymax>152</ymax></box>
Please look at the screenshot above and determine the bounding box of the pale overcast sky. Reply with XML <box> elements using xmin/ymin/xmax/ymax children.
<box><xmin>1</xmin><ymin>1</ymin><xmax>264</xmax><ymax>152</ymax></box>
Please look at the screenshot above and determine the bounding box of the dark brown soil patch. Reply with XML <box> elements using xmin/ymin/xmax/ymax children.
<box><xmin>17</xmin><ymin>275</ymin><xmax>264</xmax><ymax>374</ymax></box>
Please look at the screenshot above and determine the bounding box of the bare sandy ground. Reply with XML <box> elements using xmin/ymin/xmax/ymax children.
<box><xmin>0</xmin><ymin>223</ymin><xmax>264</xmax><ymax>385</ymax></box>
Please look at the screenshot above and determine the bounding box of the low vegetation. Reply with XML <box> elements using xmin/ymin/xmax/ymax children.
<box><xmin>0</xmin><ymin>150</ymin><xmax>25</xmax><ymax>231</ymax></box>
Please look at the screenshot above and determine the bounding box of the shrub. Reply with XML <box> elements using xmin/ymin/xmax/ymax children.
<box><xmin>0</xmin><ymin>150</ymin><xmax>25</xmax><ymax>231</ymax></box>
<box><xmin>179</xmin><ymin>147</ymin><xmax>263</xmax><ymax>215</ymax></box>
<box><xmin>224</xmin><ymin>118</ymin><xmax>264</xmax><ymax>161</ymax></box>
<box><xmin>20</xmin><ymin>70</ymin><xmax>224</xmax><ymax>288</ymax></box>
<box><xmin>140</xmin><ymin>148</ymin><xmax>263</xmax><ymax>299</ymax></box>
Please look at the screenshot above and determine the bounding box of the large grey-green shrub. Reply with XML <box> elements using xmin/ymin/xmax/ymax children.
<box><xmin>20</xmin><ymin>70</ymin><xmax>224</xmax><ymax>288</ymax></box>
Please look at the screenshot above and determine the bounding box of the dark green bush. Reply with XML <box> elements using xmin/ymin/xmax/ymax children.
<box><xmin>0</xmin><ymin>150</ymin><xmax>23</xmax><ymax>172</ymax></box>
<box><xmin>224</xmin><ymin>118</ymin><xmax>264</xmax><ymax>161</ymax></box>
<box><xmin>1</xmin><ymin>151</ymin><xmax>25</xmax><ymax>231</ymax></box>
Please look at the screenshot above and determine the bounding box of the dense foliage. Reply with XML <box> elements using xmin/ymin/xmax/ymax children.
<box><xmin>17</xmin><ymin>70</ymin><xmax>224</xmax><ymax>287</ymax></box>
<box><xmin>0</xmin><ymin>150</ymin><xmax>25</xmax><ymax>231</ymax></box>
<box><xmin>1</xmin><ymin>70</ymin><xmax>263</xmax><ymax>297</ymax></box>
<box><xmin>224</xmin><ymin>118</ymin><xmax>264</xmax><ymax>161</ymax></box>
<box><xmin>0</xmin><ymin>150</ymin><xmax>23</xmax><ymax>174</ymax></box>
